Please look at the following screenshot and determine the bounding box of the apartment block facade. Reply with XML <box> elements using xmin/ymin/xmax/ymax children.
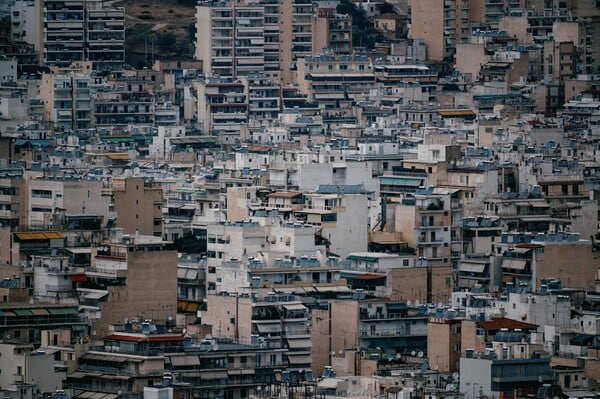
<box><xmin>43</xmin><ymin>0</ymin><xmax>124</xmax><ymax>70</ymax></box>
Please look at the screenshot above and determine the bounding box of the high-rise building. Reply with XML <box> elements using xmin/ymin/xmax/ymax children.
<box><xmin>410</xmin><ymin>0</ymin><xmax>470</xmax><ymax>62</ymax></box>
<box><xmin>196</xmin><ymin>4</ymin><xmax>266</xmax><ymax>79</ymax></box>
<box><xmin>43</xmin><ymin>0</ymin><xmax>124</xmax><ymax>70</ymax></box>
<box><xmin>195</xmin><ymin>0</ymin><xmax>319</xmax><ymax>85</ymax></box>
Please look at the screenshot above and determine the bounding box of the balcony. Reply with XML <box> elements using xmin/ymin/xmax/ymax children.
<box><xmin>417</xmin><ymin>222</ymin><xmax>445</xmax><ymax>229</ymax></box>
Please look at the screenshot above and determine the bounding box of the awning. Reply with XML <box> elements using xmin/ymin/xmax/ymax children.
<box><xmin>256</xmin><ymin>323</ymin><xmax>282</xmax><ymax>333</ymax></box>
<box><xmin>13</xmin><ymin>309</ymin><xmax>32</xmax><ymax>316</ymax></box>
<box><xmin>287</xmin><ymin>338</ymin><xmax>311</xmax><ymax>349</ymax></box>
<box><xmin>48</xmin><ymin>307</ymin><xmax>77</xmax><ymax>315</ymax></box>
<box><xmin>315</xmin><ymin>286</ymin><xmax>350</xmax><ymax>293</ymax></box>
<box><xmin>287</xmin><ymin>354</ymin><xmax>312</xmax><ymax>365</ymax></box>
<box><xmin>170</xmin><ymin>355</ymin><xmax>200</xmax><ymax>367</ymax></box>
<box><xmin>67</xmin><ymin>247</ymin><xmax>93</xmax><ymax>254</ymax></box>
<box><xmin>177</xmin><ymin>268</ymin><xmax>199</xmax><ymax>279</ymax></box>
<box><xmin>72</xmin><ymin>274</ymin><xmax>88</xmax><ymax>282</ymax></box>
<box><xmin>105</xmin><ymin>153</ymin><xmax>129</xmax><ymax>161</ymax></box>
<box><xmin>283</xmin><ymin>303</ymin><xmax>306</xmax><ymax>311</ymax></box>
<box><xmin>84</xmin><ymin>291</ymin><xmax>108</xmax><ymax>300</ymax></box>
<box><xmin>228</xmin><ymin>368</ymin><xmax>255</xmax><ymax>375</ymax></box>
<box><xmin>459</xmin><ymin>261</ymin><xmax>486</xmax><ymax>273</ymax></box>
<box><xmin>511</xmin><ymin>247</ymin><xmax>532</xmax><ymax>254</ymax></box>
<box><xmin>529</xmin><ymin>202</ymin><xmax>549</xmax><ymax>208</ymax></box>
<box><xmin>318</xmin><ymin>378</ymin><xmax>343</xmax><ymax>390</ymax></box>
<box><xmin>15</xmin><ymin>231</ymin><xmax>64</xmax><ymax>240</ymax></box>
<box><xmin>177</xmin><ymin>300</ymin><xmax>200</xmax><ymax>313</ymax></box>
<box><xmin>30</xmin><ymin>308</ymin><xmax>49</xmax><ymax>315</ymax></box>
<box><xmin>80</xmin><ymin>354</ymin><xmax>128</xmax><ymax>363</ymax></box>
<box><xmin>380</xmin><ymin>176</ymin><xmax>424</xmax><ymax>187</ymax></box>
<box><xmin>502</xmin><ymin>259</ymin><xmax>527</xmax><ymax>271</ymax></box>
<box><xmin>438</xmin><ymin>109</ymin><xmax>475</xmax><ymax>117</ymax></box>
<box><xmin>72</xmin><ymin>325</ymin><xmax>87</xmax><ymax>331</ymax></box>
<box><xmin>458</xmin><ymin>278</ymin><xmax>478</xmax><ymax>288</ymax></box>
<box><xmin>200</xmin><ymin>371</ymin><xmax>227</xmax><ymax>379</ymax></box>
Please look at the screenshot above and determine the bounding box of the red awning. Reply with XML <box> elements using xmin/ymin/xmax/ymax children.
<box><xmin>71</xmin><ymin>274</ymin><xmax>88</xmax><ymax>282</ymax></box>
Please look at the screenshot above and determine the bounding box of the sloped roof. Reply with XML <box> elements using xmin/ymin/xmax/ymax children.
<box><xmin>478</xmin><ymin>317</ymin><xmax>537</xmax><ymax>331</ymax></box>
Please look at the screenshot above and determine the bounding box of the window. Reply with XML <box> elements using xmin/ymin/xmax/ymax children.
<box><xmin>403</xmin><ymin>259</ymin><xmax>409</xmax><ymax>267</ymax></box>
<box><xmin>31</xmin><ymin>189</ymin><xmax>52</xmax><ymax>198</ymax></box>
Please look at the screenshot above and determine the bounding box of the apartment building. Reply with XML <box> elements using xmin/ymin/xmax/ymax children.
<box><xmin>311</xmin><ymin>298</ymin><xmax>429</xmax><ymax>377</ymax></box>
<box><xmin>39</xmin><ymin>69</ymin><xmax>97</xmax><ymax>132</ymax></box>
<box><xmin>312</xmin><ymin>9</ymin><xmax>352</xmax><ymax>55</ymax></box>
<box><xmin>0</xmin><ymin>342</ymin><xmax>65</xmax><ymax>393</ymax></box>
<box><xmin>43</xmin><ymin>0</ymin><xmax>124</xmax><ymax>70</ymax></box>
<box><xmin>94</xmin><ymin>89</ymin><xmax>154</xmax><ymax>127</ymax></box>
<box><xmin>247</xmin><ymin>72</ymin><xmax>281</xmax><ymax>122</ymax></box>
<box><xmin>410</xmin><ymin>0</ymin><xmax>470</xmax><ymax>62</ymax></box>
<box><xmin>32</xmin><ymin>253</ymin><xmax>79</xmax><ymax>303</ymax></box>
<box><xmin>101</xmin><ymin>177</ymin><xmax>162</xmax><ymax>236</ymax></box>
<box><xmin>0</xmin><ymin>303</ymin><xmax>87</xmax><ymax>346</ymax></box>
<box><xmin>0</xmin><ymin>168</ymin><xmax>26</xmax><ymax>229</ymax></box>
<box><xmin>394</xmin><ymin>190</ymin><xmax>457</xmax><ymax>267</ymax></box>
<box><xmin>85</xmin><ymin>6</ymin><xmax>125</xmax><ymax>72</ymax></box>
<box><xmin>26</xmin><ymin>177</ymin><xmax>108</xmax><ymax>229</ymax></box>
<box><xmin>195</xmin><ymin>78</ymin><xmax>249</xmax><ymax>143</ymax></box>
<box><xmin>204</xmin><ymin>293</ymin><xmax>312</xmax><ymax>372</ymax></box>
<box><xmin>459</xmin><ymin>340</ymin><xmax>553</xmax><ymax>399</ymax></box>
<box><xmin>205</xmin><ymin>218</ymin><xmax>332</xmax><ymax>293</ymax></box>
<box><xmin>427</xmin><ymin>317</ymin><xmax>463</xmax><ymax>372</ymax></box>
<box><xmin>278</xmin><ymin>0</ymin><xmax>313</xmax><ymax>85</ymax></box>
<box><xmin>195</xmin><ymin>0</ymin><xmax>316</xmax><ymax>85</ymax></box>
<box><xmin>86</xmin><ymin>231</ymin><xmax>177</xmax><ymax>339</ymax></box>
<box><xmin>7</xmin><ymin>0</ymin><xmax>43</xmax><ymax>51</ymax></box>
<box><xmin>196</xmin><ymin>4</ymin><xmax>265</xmax><ymax>79</ymax></box>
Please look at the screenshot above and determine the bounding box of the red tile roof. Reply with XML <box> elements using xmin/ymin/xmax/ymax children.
<box><xmin>477</xmin><ymin>317</ymin><xmax>537</xmax><ymax>331</ymax></box>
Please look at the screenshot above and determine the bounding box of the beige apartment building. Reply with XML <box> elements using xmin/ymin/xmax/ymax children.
<box><xmin>386</xmin><ymin>265</ymin><xmax>454</xmax><ymax>303</ymax></box>
<box><xmin>102</xmin><ymin>177</ymin><xmax>163</xmax><ymax>237</ymax></box>
<box><xmin>195</xmin><ymin>0</ymin><xmax>341</xmax><ymax>85</ymax></box>
<box><xmin>311</xmin><ymin>298</ymin><xmax>429</xmax><ymax>377</ymax></box>
<box><xmin>87</xmin><ymin>232</ymin><xmax>177</xmax><ymax>339</ymax></box>
<box><xmin>410</xmin><ymin>0</ymin><xmax>470</xmax><ymax>62</ymax></box>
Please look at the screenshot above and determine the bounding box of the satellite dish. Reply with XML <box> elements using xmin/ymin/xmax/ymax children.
<box><xmin>182</xmin><ymin>328</ymin><xmax>187</xmax><ymax>334</ymax></box>
<box><xmin>452</xmin><ymin>372</ymin><xmax>459</xmax><ymax>381</ymax></box>
<box><xmin>417</xmin><ymin>351</ymin><xmax>424</xmax><ymax>358</ymax></box>
<box><xmin>411</xmin><ymin>351</ymin><xmax>417</xmax><ymax>357</ymax></box>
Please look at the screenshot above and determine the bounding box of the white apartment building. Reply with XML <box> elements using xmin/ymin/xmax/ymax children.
<box><xmin>27</xmin><ymin>177</ymin><xmax>109</xmax><ymax>228</ymax></box>
<box><xmin>195</xmin><ymin>0</ymin><xmax>315</xmax><ymax>85</ymax></box>
<box><xmin>195</xmin><ymin>4</ymin><xmax>266</xmax><ymax>79</ymax></box>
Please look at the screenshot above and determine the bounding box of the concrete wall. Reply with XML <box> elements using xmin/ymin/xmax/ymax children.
<box><xmin>427</xmin><ymin>319</ymin><xmax>462</xmax><ymax>372</ymax></box>
<box><xmin>112</xmin><ymin>178</ymin><xmax>162</xmax><ymax>236</ymax></box>
<box><xmin>536</xmin><ymin>243</ymin><xmax>596</xmax><ymax>290</ymax></box>
<box><xmin>311</xmin><ymin>307</ymin><xmax>330</xmax><ymax>376</ymax></box>
<box><xmin>410</xmin><ymin>0</ymin><xmax>443</xmax><ymax>61</ymax></box>
<box><xmin>456</xmin><ymin>43</ymin><xmax>487</xmax><ymax>78</ymax></box>
<box><xmin>95</xmin><ymin>247</ymin><xmax>177</xmax><ymax>338</ymax></box>
<box><xmin>460</xmin><ymin>320</ymin><xmax>486</xmax><ymax>356</ymax></box>
<box><xmin>459</xmin><ymin>357</ymin><xmax>493</xmax><ymax>399</ymax></box>
<box><xmin>387</xmin><ymin>267</ymin><xmax>428</xmax><ymax>302</ymax></box>
<box><xmin>203</xmin><ymin>294</ymin><xmax>253</xmax><ymax>344</ymax></box>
